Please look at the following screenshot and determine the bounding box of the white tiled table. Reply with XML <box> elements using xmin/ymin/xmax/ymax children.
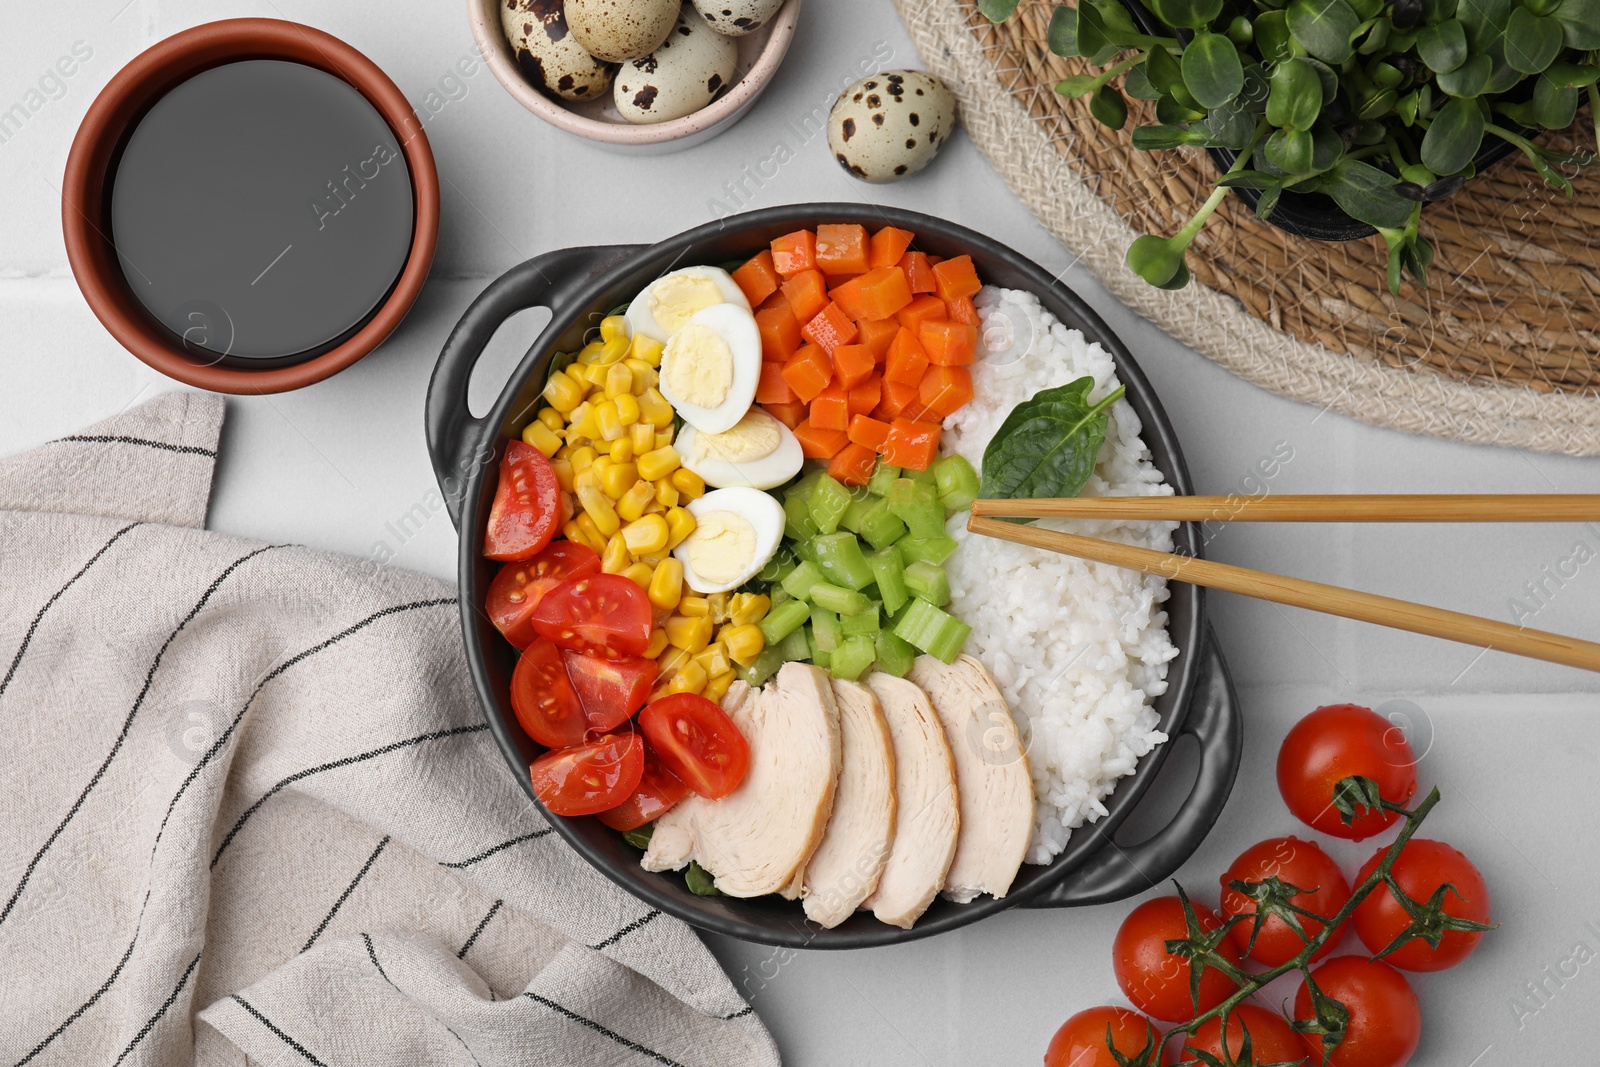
<box><xmin>5</xmin><ymin>1</ymin><xmax>1597</xmax><ymax>1062</ymax></box>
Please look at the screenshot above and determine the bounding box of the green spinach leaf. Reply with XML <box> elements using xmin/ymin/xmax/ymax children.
<box><xmin>981</xmin><ymin>378</ymin><xmax>1125</xmax><ymax>517</ymax></box>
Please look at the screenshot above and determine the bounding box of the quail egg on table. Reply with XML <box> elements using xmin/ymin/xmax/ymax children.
<box><xmin>674</xmin><ymin>487</ymin><xmax>786</xmax><ymax>594</ymax></box>
<box><xmin>614</xmin><ymin>7</ymin><xmax>738</xmax><ymax>125</ymax></box>
<box><xmin>626</xmin><ymin>265</ymin><xmax>751</xmax><ymax>343</ymax></box>
<box><xmin>828</xmin><ymin>70</ymin><xmax>958</xmax><ymax>183</ymax></box>
<box><xmin>676</xmin><ymin>407</ymin><xmax>804</xmax><ymax>490</ymax></box>
<box><xmin>657</xmin><ymin>303</ymin><xmax>761</xmax><ymax>434</ymax></box>
<box><xmin>501</xmin><ymin>0</ymin><xmax>616</xmax><ymax>102</ymax></box>
<box><xmin>689</xmin><ymin>0</ymin><xmax>785</xmax><ymax>36</ymax></box>
<box><xmin>565</xmin><ymin>0</ymin><xmax>679</xmax><ymax>62</ymax></box>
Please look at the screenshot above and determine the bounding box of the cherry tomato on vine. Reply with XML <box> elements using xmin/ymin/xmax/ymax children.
<box><xmin>486</xmin><ymin>541</ymin><xmax>599</xmax><ymax>648</ymax></box>
<box><xmin>1277</xmin><ymin>704</ymin><xmax>1417</xmax><ymax>840</ymax></box>
<box><xmin>1164</xmin><ymin>1005</ymin><xmax>1305</xmax><ymax>1066</ymax></box>
<box><xmin>484</xmin><ymin>440</ymin><xmax>562</xmax><ymax>561</ymax></box>
<box><xmin>1044</xmin><ymin>1006</ymin><xmax>1157</xmax><ymax>1067</ymax></box>
<box><xmin>1112</xmin><ymin>896</ymin><xmax>1243</xmax><ymax>1022</ymax></box>
<box><xmin>1352</xmin><ymin>838</ymin><xmax>1490</xmax><ymax>971</ymax></box>
<box><xmin>528</xmin><ymin>730</ymin><xmax>644</xmax><ymax>816</ymax></box>
<box><xmin>1219</xmin><ymin>836</ymin><xmax>1351</xmax><ymax>966</ymax></box>
<box><xmin>1293</xmin><ymin>956</ymin><xmax>1420</xmax><ymax>1067</ymax></box>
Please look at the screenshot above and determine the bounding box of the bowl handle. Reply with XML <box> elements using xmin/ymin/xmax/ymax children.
<box><xmin>425</xmin><ymin>244</ymin><xmax>646</xmax><ymax>527</ymax></box>
<box><xmin>1020</xmin><ymin>626</ymin><xmax>1241</xmax><ymax>909</ymax></box>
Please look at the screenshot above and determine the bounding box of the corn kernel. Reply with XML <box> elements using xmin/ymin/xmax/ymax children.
<box><xmin>601</xmin><ymin>461</ymin><xmax>636</xmax><ymax>501</ymax></box>
<box><xmin>600</xmin><ymin>315</ymin><xmax>630</xmax><ymax>344</ymax></box>
<box><xmin>617</xmin><ymin>479</ymin><xmax>656</xmax><ymax>523</ymax></box>
<box><xmin>538</xmin><ymin>406</ymin><xmax>565</xmax><ymax>431</ymax></box>
<box><xmin>592</xmin><ymin>453</ymin><xmax>613</xmax><ymax>475</ymax></box>
<box><xmin>621</xmin><ymin>513</ymin><xmax>670</xmax><ymax>556</ymax></box>
<box><xmin>593</xmin><ymin>438</ymin><xmax>613</xmax><ymax>456</ymax></box>
<box><xmin>649</xmin><ymin>557</ymin><xmax>684</xmax><ymax>611</ymax></box>
<box><xmin>521</xmin><ymin>420</ymin><xmax>562</xmax><ymax>458</ymax></box>
<box><xmin>644</xmin><ymin>499</ymin><xmax>667</xmax><ymax>515</ymax></box>
<box><xmin>600</xmin><ymin>533</ymin><xmax>631</xmax><ymax>574</ymax></box>
<box><xmin>703</xmin><ymin>670</ymin><xmax>736</xmax><ymax>702</ymax></box>
<box><xmin>628</xmin><ymin>422</ymin><xmax>656</xmax><ymax>454</ymax></box>
<box><xmin>722</xmin><ymin>624</ymin><xmax>766</xmax><ymax>665</ymax></box>
<box><xmin>594</xmin><ymin>399</ymin><xmax>625</xmax><ymax>441</ymax></box>
<box><xmin>573</xmin><ymin>468</ymin><xmax>600</xmax><ymax>492</ymax></box>
<box><xmin>630</xmin><ymin>333</ymin><xmax>664</xmax><ymax>367</ymax></box>
<box><xmin>707</xmin><ymin>592</ymin><xmax>732</xmax><ymax>624</ymax></box>
<box><xmin>693</xmin><ymin>643</ymin><xmax>730</xmax><ymax>678</ymax></box>
<box><xmin>609</xmin><ymin>435</ymin><xmax>634</xmax><ymax>464</ymax></box>
<box><xmin>665</xmin><ymin>614</ymin><xmax>713</xmax><ymax>653</ymax></box>
<box><xmin>579</xmin><ymin>360</ymin><xmax>609</xmax><ymax>387</ymax></box>
<box><xmin>668</xmin><ymin>660</ymin><xmax>709</xmax><ymax>695</ymax></box>
<box><xmin>636</xmin><ymin>445</ymin><xmax>680</xmax><ymax>481</ymax></box>
<box><xmin>604</xmin><ymin>362</ymin><xmax>633</xmax><ymax>399</ymax></box>
<box><xmin>568</xmin><ymin>446</ymin><xmax>596</xmax><ymax>473</ymax></box>
<box><xmin>574</xmin><ymin>513</ymin><xmax>607</xmax><ymax>551</ymax></box>
<box><xmin>550</xmin><ymin>457</ymin><xmax>576</xmax><ymax>494</ymax></box>
<box><xmin>577</xmin><ymin>340</ymin><xmax>605</xmax><ymax>364</ymax></box>
<box><xmin>655</xmin><ymin>427</ymin><xmax>675</xmax><ymax>448</ymax></box>
<box><xmin>622</xmin><ymin>561</ymin><xmax>655</xmax><ymax>589</ymax></box>
<box><xmin>665</xmin><ymin>507</ymin><xmax>697</xmax><ymax>550</ymax></box>
<box><xmin>614</xmin><ymin>393</ymin><xmax>641</xmax><ymax>427</ymax></box>
<box><xmin>562</xmin><ymin>519</ymin><xmax>588</xmax><ymax>552</ymax></box>
<box><xmin>567</xmin><ymin>401</ymin><xmax>597</xmax><ymax>440</ymax></box>
<box><xmin>679</xmin><ymin>595</ymin><xmax>710</xmax><ymax>618</ymax></box>
<box><xmin>639</xmin><ymin>387</ymin><xmax>675</xmax><ymax>428</ymax></box>
<box><xmin>597</xmin><ymin>335</ymin><xmax>631</xmax><ymax>365</ymax></box>
<box><xmin>654</xmin><ymin>479</ymin><xmax>680</xmax><ymax>508</ymax></box>
<box><xmin>729</xmin><ymin>593</ymin><xmax>771</xmax><ymax>628</ymax></box>
<box><xmin>543</xmin><ymin>370</ymin><xmax>584</xmax><ymax>413</ymax></box>
<box><xmin>645</xmin><ymin>628</ymin><xmax>670</xmax><ymax>660</ymax></box>
<box><xmin>657</xmin><ymin>645</ymin><xmax>691</xmax><ymax>680</ymax></box>
<box><xmin>671</xmin><ymin>469</ymin><xmax>706</xmax><ymax>500</ymax></box>
<box><xmin>624</xmin><ymin>358</ymin><xmax>657</xmax><ymax>392</ymax></box>
<box><xmin>577</xmin><ymin>486</ymin><xmax>621</xmax><ymax>537</ymax></box>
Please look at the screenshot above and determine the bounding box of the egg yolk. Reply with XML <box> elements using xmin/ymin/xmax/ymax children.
<box><xmin>649</xmin><ymin>274</ymin><xmax>725</xmax><ymax>335</ymax></box>
<box><xmin>682</xmin><ymin>510</ymin><xmax>756</xmax><ymax>585</ymax></box>
<box><xmin>695</xmin><ymin>410</ymin><xmax>781</xmax><ymax>462</ymax></box>
<box><xmin>663</xmin><ymin>323</ymin><xmax>734</xmax><ymax>409</ymax></box>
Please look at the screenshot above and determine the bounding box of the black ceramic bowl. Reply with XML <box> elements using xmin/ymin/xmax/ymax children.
<box><xmin>425</xmin><ymin>204</ymin><xmax>1241</xmax><ymax>948</ymax></box>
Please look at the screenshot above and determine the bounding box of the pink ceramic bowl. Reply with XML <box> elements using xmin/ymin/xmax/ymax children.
<box><xmin>470</xmin><ymin>0</ymin><xmax>802</xmax><ymax>153</ymax></box>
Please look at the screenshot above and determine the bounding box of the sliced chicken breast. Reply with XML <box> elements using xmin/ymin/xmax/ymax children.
<box><xmin>908</xmin><ymin>654</ymin><xmax>1034</xmax><ymax>903</ymax></box>
<box><xmin>641</xmin><ymin>662</ymin><xmax>841</xmax><ymax>897</ymax></box>
<box><xmin>796</xmin><ymin>679</ymin><xmax>897</xmax><ymax>928</ymax></box>
<box><xmin>862</xmin><ymin>673</ymin><xmax>958</xmax><ymax>929</ymax></box>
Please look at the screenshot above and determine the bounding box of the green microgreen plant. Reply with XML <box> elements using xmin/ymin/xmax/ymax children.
<box><xmin>985</xmin><ymin>0</ymin><xmax>1600</xmax><ymax>295</ymax></box>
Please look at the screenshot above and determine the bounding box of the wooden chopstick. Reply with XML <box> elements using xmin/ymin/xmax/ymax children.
<box><xmin>967</xmin><ymin>515</ymin><xmax>1600</xmax><ymax>673</ymax></box>
<box><xmin>971</xmin><ymin>494</ymin><xmax>1600</xmax><ymax>522</ymax></box>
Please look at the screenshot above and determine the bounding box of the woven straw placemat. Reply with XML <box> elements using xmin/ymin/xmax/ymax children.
<box><xmin>895</xmin><ymin>0</ymin><xmax>1600</xmax><ymax>455</ymax></box>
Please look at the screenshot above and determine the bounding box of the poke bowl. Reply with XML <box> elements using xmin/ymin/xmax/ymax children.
<box><xmin>424</xmin><ymin>204</ymin><xmax>1241</xmax><ymax>947</ymax></box>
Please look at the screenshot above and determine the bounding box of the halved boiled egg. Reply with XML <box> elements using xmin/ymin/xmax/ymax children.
<box><xmin>674</xmin><ymin>487</ymin><xmax>786</xmax><ymax>595</ymax></box>
<box><xmin>658</xmin><ymin>303</ymin><xmax>761</xmax><ymax>434</ymax></box>
<box><xmin>626</xmin><ymin>265</ymin><xmax>751</xmax><ymax>343</ymax></box>
<box><xmin>676</xmin><ymin>407</ymin><xmax>804</xmax><ymax>491</ymax></box>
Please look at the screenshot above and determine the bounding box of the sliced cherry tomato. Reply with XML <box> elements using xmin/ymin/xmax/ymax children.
<box><xmin>529</xmin><ymin>730</ymin><xmax>644</xmax><ymax>816</ymax></box>
<box><xmin>597</xmin><ymin>743</ymin><xmax>691</xmax><ymax>831</ymax></box>
<box><xmin>510</xmin><ymin>638</ymin><xmax>588</xmax><ymax>748</ymax></box>
<box><xmin>1277</xmin><ymin>703</ymin><xmax>1417</xmax><ymax>840</ymax></box>
<box><xmin>638</xmin><ymin>693</ymin><xmax>750</xmax><ymax>800</ymax></box>
<box><xmin>486</xmin><ymin>541</ymin><xmax>600</xmax><ymax>649</ymax></box>
<box><xmin>1352</xmin><ymin>838</ymin><xmax>1490</xmax><ymax>971</ymax></box>
<box><xmin>1293</xmin><ymin>956</ymin><xmax>1420</xmax><ymax>1067</ymax></box>
<box><xmin>530</xmin><ymin>573</ymin><xmax>652</xmax><ymax>657</ymax></box>
<box><xmin>1112</xmin><ymin>896</ymin><xmax>1243</xmax><ymax>1022</ymax></box>
<box><xmin>484</xmin><ymin>440</ymin><xmax>562</xmax><ymax>561</ymax></box>
<box><xmin>1165</xmin><ymin>1005</ymin><xmax>1305</xmax><ymax>1066</ymax></box>
<box><xmin>1044</xmin><ymin>1006</ymin><xmax>1157</xmax><ymax>1067</ymax></box>
<box><xmin>1220</xmin><ymin>835</ymin><xmax>1351</xmax><ymax>966</ymax></box>
<box><xmin>562</xmin><ymin>650</ymin><xmax>655</xmax><ymax>733</ymax></box>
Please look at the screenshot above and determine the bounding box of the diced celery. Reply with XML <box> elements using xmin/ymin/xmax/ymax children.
<box><xmin>874</xmin><ymin>631</ymin><xmax>918</xmax><ymax>676</ymax></box>
<box><xmin>886</xmin><ymin>479</ymin><xmax>946</xmax><ymax>539</ymax></box>
<box><xmin>811</xmin><ymin>608</ymin><xmax>842</xmax><ymax>652</ymax></box>
<box><xmin>813</xmin><ymin>532</ymin><xmax>876</xmax><ymax>590</ymax></box>
<box><xmin>867</xmin><ymin>462</ymin><xmax>902</xmax><ymax>497</ymax></box>
<box><xmin>906</xmin><ymin>464</ymin><xmax>939</xmax><ymax>487</ymax></box>
<box><xmin>830</xmin><ymin>635</ymin><xmax>876</xmax><ymax>680</ymax></box>
<box><xmin>784</xmin><ymin>469</ymin><xmax>824</xmax><ymax>506</ymax></box>
<box><xmin>811</xmin><ymin>582</ymin><xmax>872</xmax><ymax>615</ymax></box>
<box><xmin>869</xmin><ymin>546</ymin><xmax>909</xmax><ymax>615</ymax></box>
<box><xmin>781</xmin><ymin>559</ymin><xmax>825</xmax><ymax>601</ymax></box>
<box><xmin>809</xmin><ymin>475</ymin><xmax>853</xmax><ymax>535</ymax></box>
<box><xmin>778</xmin><ymin>626</ymin><xmax>812</xmax><ymax>662</ymax></box>
<box><xmin>738</xmin><ymin>646</ymin><xmax>786</xmax><ymax>687</ymax></box>
<box><xmin>857</xmin><ymin>499</ymin><xmax>908</xmax><ymax>552</ymax></box>
<box><xmin>759</xmin><ymin>598</ymin><xmax>811</xmax><ymax>645</ymax></box>
<box><xmin>933</xmin><ymin>455</ymin><xmax>980</xmax><ymax>512</ymax></box>
<box><xmin>838</xmin><ymin>497</ymin><xmax>875</xmax><ymax>535</ymax></box>
<box><xmin>840</xmin><ymin>604</ymin><xmax>880</xmax><ymax>637</ymax></box>
<box><xmin>893</xmin><ymin>598</ymin><xmax>972</xmax><ymax>663</ymax></box>
<box><xmin>897</xmin><ymin>534</ymin><xmax>958</xmax><ymax>566</ymax></box>
<box><xmin>784</xmin><ymin>494</ymin><xmax>819</xmax><ymax>541</ymax></box>
<box><xmin>903</xmin><ymin>560</ymin><xmax>950</xmax><ymax>606</ymax></box>
<box><xmin>791</xmin><ymin>536</ymin><xmax>820</xmax><ymax>564</ymax></box>
<box><xmin>812</xmin><ymin>648</ymin><xmax>832</xmax><ymax>669</ymax></box>
<box><xmin>766</xmin><ymin>549</ymin><xmax>799</xmax><ymax>585</ymax></box>
<box><xmin>770</xmin><ymin>586</ymin><xmax>793</xmax><ymax>607</ymax></box>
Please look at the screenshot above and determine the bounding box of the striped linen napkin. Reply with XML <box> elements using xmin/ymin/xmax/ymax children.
<box><xmin>0</xmin><ymin>393</ymin><xmax>777</xmax><ymax>1067</ymax></box>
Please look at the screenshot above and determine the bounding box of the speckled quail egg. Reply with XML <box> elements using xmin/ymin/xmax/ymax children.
<box><xmin>565</xmin><ymin>0</ymin><xmax>678</xmax><ymax>62</ymax></box>
<box><xmin>689</xmin><ymin>0</ymin><xmax>785</xmax><ymax>36</ymax></box>
<box><xmin>501</xmin><ymin>0</ymin><xmax>617</xmax><ymax>103</ymax></box>
<box><xmin>626</xmin><ymin>265</ymin><xmax>751</xmax><ymax>343</ymax></box>
<box><xmin>614</xmin><ymin>7</ymin><xmax>738</xmax><ymax>125</ymax></box>
<box><xmin>829</xmin><ymin>70</ymin><xmax>958</xmax><ymax>184</ymax></box>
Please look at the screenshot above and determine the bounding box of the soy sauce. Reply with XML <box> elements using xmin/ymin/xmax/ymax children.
<box><xmin>108</xmin><ymin>60</ymin><xmax>415</xmax><ymax>365</ymax></box>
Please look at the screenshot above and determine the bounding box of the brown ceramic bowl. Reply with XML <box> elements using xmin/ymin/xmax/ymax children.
<box><xmin>63</xmin><ymin>18</ymin><xmax>439</xmax><ymax>395</ymax></box>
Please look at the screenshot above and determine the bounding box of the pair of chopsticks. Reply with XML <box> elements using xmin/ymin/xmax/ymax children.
<box><xmin>968</xmin><ymin>495</ymin><xmax>1600</xmax><ymax>673</ymax></box>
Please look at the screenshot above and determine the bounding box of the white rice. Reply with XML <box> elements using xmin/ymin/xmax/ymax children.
<box><xmin>942</xmin><ymin>287</ymin><xmax>1179</xmax><ymax>865</ymax></box>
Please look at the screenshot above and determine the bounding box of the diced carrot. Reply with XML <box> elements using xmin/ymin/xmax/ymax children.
<box><xmin>848</xmin><ymin>374</ymin><xmax>882</xmax><ymax>415</ymax></box>
<box><xmin>927</xmin><ymin>254</ymin><xmax>945</xmax><ymax>266</ymax></box>
<box><xmin>899</xmin><ymin>251</ymin><xmax>937</xmax><ymax>293</ymax></box>
<box><xmin>933</xmin><ymin>254</ymin><xmax>982</xmax><ymax>302</ymax></box>
<box><xmin>857</xmin><ymin>317</ymin><xmax>899</xmax><ymax>361</ymax></box>
<box><xmin>757</xmin><ymin>361</ymin><xmax>798</xmax><ymax>404</ymax></box>
<box><xmin>801</xmin><ymin>301</ymin><xmax>858</xmax><ymax>355</ymax></box>
<box><xmin>828</xmin><ymin>442</ymin><xmax>879</xmax><ymax>486</ymax></box>
<box><xmin>815</xmin><ymin>223</ymin><xmax>870</xmax><ymax>276</ymax></box>
<box><xmin>831</xmin><ymin>344</ymin><xmax>876</xmax><ymax>388</ymax></box>
<box><xmin>895</xmin><ymin>294</ymin><xmax>948</xmax><ymax>334</ymax></box>
<box><xmin>779</xmin><ymin>269</ymin><xmax>829</xmax><ymax>324</ymax></box>
<box><xmin>884</xmin><ymin>327</ymin><xmax>929</xmax><ymax>386</ymax></box>
<box><xmin>920</xmin><ymin>319</ymin><xmax>978</xmax><ymax>366</ymax></box>
<box><xmin>918</xmin><ymin>365</ymin><xmax>974</xmax><ymax>418</ymax></box>
<box><xmin>945</xmin><ymin>295</ymin><xmax>978</xmax><ymax>325</ymax></box>
<box><xmin>881</xmin><ymin>419</ymin><xmax>942</xmax><ymax>471</ymax></box>
<box><xmin>810</xmin><ymin>385</ymin><xmax>850</xmax><ymax>431</ymax></box>
<box><xmin>848</xmin><ymin>414</ymin><xmax>892</xmax><ymax>451</ymax></box>
<box><xmin>771</xmin><ymin>230</ymin><xmax>817</xmax><ymax>276</ymax></box>
<box><xmin>781</xmin><ymin>345</ymin><xmax>834</xmax><ymax>403</ymax></box>
<box><xmin>794</xmin><ymin>418</ymin><xmax>849</xmax><ymax>459</ymax></box>
<box><xmin>763</xmin><ymin>401</ymin><xmax>807</xmax><ymax>430</ymax></box>
<box><xmin>874</xmin><ymin>380</ymin><xmax>921</xmax><ymax>421</ymax></box>
<box><xmin>731</xmin><ymin>250</ymin><xmax>780</xmax><ymax>307</ymax></box>
<box><xmin>870</xmin><ymin>226</ymin><xmax>916</xmax><ymax>269</ymax></box>
<box><xmin>833</xmin><ymin>265</ymin><xmax>913</xmax><ymax>322</ymax></box>
<box><xmin>755</xmin><ymin>298</ymin><xmax>802</xmax><ymax>361</ymax></box>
